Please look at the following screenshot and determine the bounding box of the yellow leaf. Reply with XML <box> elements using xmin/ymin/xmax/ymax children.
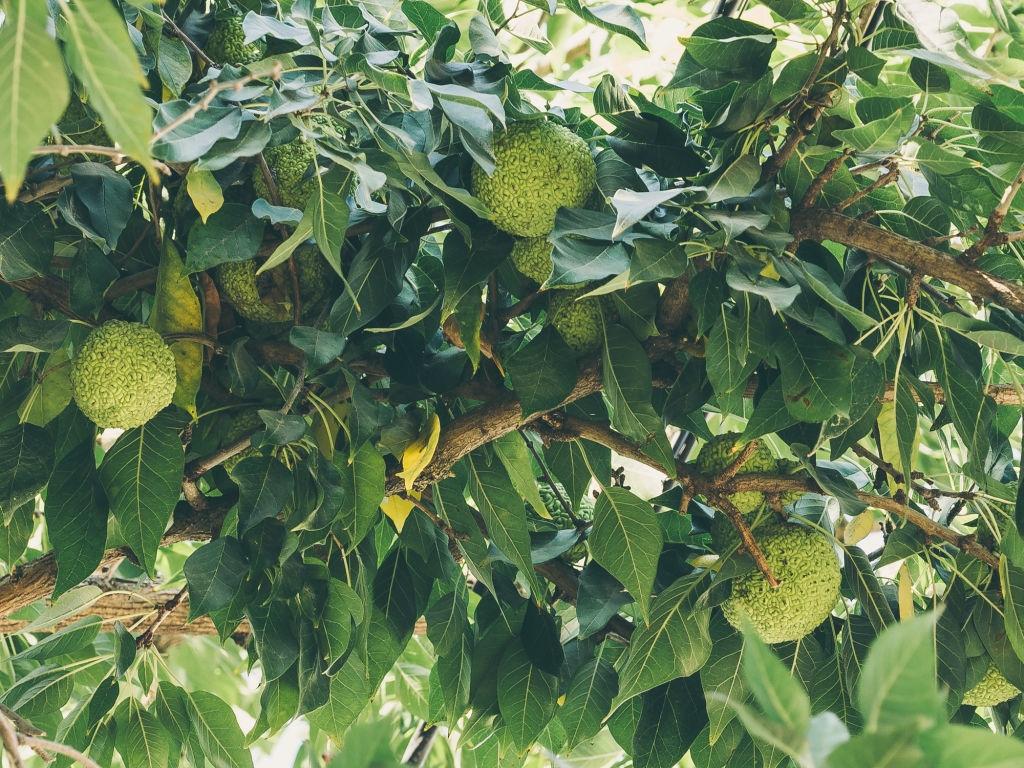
<box><xmin>843</xmin><ymin>510</ymin><xmax>875</xmax><ymax>545</ymax></box>
<box><xmin>186</xmin><ymin>167</ymin><xmax>224</xmax><ymax>223</ymax></box>
<box><xmin>897</xmin><ymin>563</ymin><xmax>914</xmax><ymax>621</ymax></box>
<box><xmin>759</xmin><ymin>261</ymin><xmax>781</xmax><ymax>280</ymax></box>
<box><xmin>557</xmin><ymin>694</ymin><xmax>566</xmax><ymax>706</ymax></box>
<box><xmin>381</xmin><ymin>494</ymin><xmax>416</xmax><ymax>533</ymax></box>
<box><xmin>397</xmin><ymin>413</ymin><xmax>441</xmax><ymax>493</ymax></box>
<box><xmin>151</xmin><ymin>240</ymin><xmax>203</xmax><ymax>418</ymax></box>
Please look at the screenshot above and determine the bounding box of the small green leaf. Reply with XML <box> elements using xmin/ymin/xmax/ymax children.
<box><xmin>497</xmin><ymin>640</ymin><xmax>559</xmax><ymax>750</ymax></box>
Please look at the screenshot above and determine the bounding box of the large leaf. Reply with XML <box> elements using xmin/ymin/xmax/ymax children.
<box><xmin>590</xmin><ymin>487</ymin><xmax>662</xmax><ymax>622</ymax></box>
<box><xmin>62</xmin><ymin>0</ymin><xmax>156</xmax><ymax>179</ymax></box>
<box><xmin>151</xmin><ymin>241</ymin><xmax>202</xmax><ymax>417</ymax></box>
<box><xmin>184</xmin><ymin>537</ymin><xmax>248</xmax><ymax>620</ymax></box>
<box><xmin>561</xmin><ymin>644</ymin><xmax>619</xmax><ymax>749</ymax></box>
<box><xmin>114</xmin><ymin>700</ymin><xmax>170</xmax><ymax>768</ymax></box>
<box><xmin>99</xmin><ymin>415</ymin><xmax>184</xmax><ymax>575</ymax></box>
<box><xmin>0</xmin><ymin>424</ymin><xmax>53</xmax><ymax>521</ymax></box>
<box><xmin>0</xmin><ymin>0</ymin><xmax>70</xmax><ymax>202</ymax></box>
<box><xmin>774</xmin><ymin>326</ymin><xmax>854</xmax><ymax>421</ymax></box>
<box><xmin>497</xmin><ymin>640</ymin><xmax>558</xmax><ymax>750</ymax></box>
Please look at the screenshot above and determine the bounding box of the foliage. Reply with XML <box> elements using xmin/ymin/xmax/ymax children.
<box><xmin>0</xmin><ymin>0</ymin><xmax>1022</xmax><ymax>766</ymax></box>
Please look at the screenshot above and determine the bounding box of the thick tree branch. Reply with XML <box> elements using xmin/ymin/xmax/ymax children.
<box><xmin>792</xmin><ymin>210</ymin><xmax>1024</xmax><ymax>313</ymax></box>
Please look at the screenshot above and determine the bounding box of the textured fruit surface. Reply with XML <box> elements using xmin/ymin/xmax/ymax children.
<box><xmin>510</xmin><ymin>238</ymin><xmax>553</xmax><ymax>285</ymax></box>
<box><xmin>527</xmin><ymin>482</ymin><xmax>594</xmax><ymax>560</ymax></box>
<box><xmin>253</xmin><ymin>139</ymin><xmax>317</xmax><ymax>209</ymax></box>
<box><xmin>549</xmin><ymin>290</ymin><xmax>603</xmax><ymax>354</ymax></box>
<box><xmin>206</xmin><ymin>13</ymin><xmax>266</xmax><ymax>64</ymax></box>
<box><xmin>963</xmin><ymin>662</ymin><xmax>1021</xmax><ymax>707</ymax></box>
<box><xmin>696</xmin><ymin>433</ymin><xmax>776</xmax><ymax>514</ymax></box>
<box><xmin>709</xmin><ymin>507</ymin><xmax>774</xmax><ymax>553</ymax></box>
<box><xmin>471</xmin><ymin>121</ymin><xmax>596</xmax><ymax>237</ymax></box>
<box><xmin>295</xmin><ymin>246</ymin><xmax>332</xmax><ymax>316</ymax></box>
<box><xmin>222</xmin><ymin>410</ymin><xmax>263</xmax><ymax>473</ymax></box>
<box><xmin>722</xmin><ymin>524</ymin><xmax>840</xmax><ymax>643</ymax></box>
<box><xmin>72</xmin><ymin>321</ymin><xmax>177</xmax><ymax>429</ymax></box>
<box><xmin>57</xmin><ymin>95</ymin><xmax>109</xmax><ymax>146</ymax></box>
<box><xmin>216</xmin><ymin>261</ymin><xmax>292</xmax><ymax>323</ymax></box>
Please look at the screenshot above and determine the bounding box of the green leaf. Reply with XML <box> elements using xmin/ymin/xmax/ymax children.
<box><xmin>62</xmin><ymin>0</ymin><xmax>156</xmax><ymax>180</ymax></box>
<box><xmin>506</xmin><ymin>327</ymin><xmax>577</xmax><ymax>417</ymax></box>
<box><xmin>332</xmin><ymin>442</ymin><xmax>385</xmax><ymax>548</ymax></box>
<box><xmin>614</xmin><ymin>574</ymin><xmax>712</xmax><ymax>706</ymax></box>
<box><xmin>231</xmin><ymin>456</ymin><xmax>293</xmax><ymax>536</ymax></box>
<box><xmin>856</xmin><ymin>611</ymin><xmax>943</xmax><ymax>732</ymax></box>
<box><xmin>99</xmin><ymin>415</ymin><xmax>183</xmax><ymax>575</ymax></box>
<box><xmin>152</xmin><ymin>240</ymin><xmax>203</xmax><ymax>417</ymax></box>
<box><xmin>184</xmin><ymin>201</ymin><xmax>265</xmax><ymax>273</ymax></box>
<box><xmin>602</xmin><ymin>324</ymin><xmax>675</xmax><ymax>475</ymax></box>
<box><xmin>497</xmin><ymin>640</ymin><xmax>559</xmax><ymax>750</ymax></box>
<box><xmin>188</xmin><ymin>690</ymin><xmax>255</xmax><ymax>768</ymax></box>
<box><xmin>0</xmin><ymin>500</ymin><xmax>33</xmax><ymax>566</ymax></box>
<box><xmin>307</xmin><ymin>655</ymin><xmax>371</xmax><ymax>739</ymax></box>
<box><xmin>45</xmin><ymin>440</ymin><xmax>108</xmax><ymax>598</ymax></box>
<box><xmin>774</xmin><ymin>326</ymin><xmax>854</xmax><ymax>421</ymax></box>
<box><xmin>590</xmin><ymin>487</ymin><xmax>663</xmax><ymax>622</ymax></box>
<box><xmin>0</xmin><ymin>424</ymin><xmax>53</xmax><ymax>521</ymax></box>
<box><xmin>115</xmin><ymin>700</ymin><xmax>171</xmax><ymax>768</ymax></box>
<box><xmin>561</xmin><ymin>644</ymin><xmax>619</xmax><ymax>750</ymax></box>
<box><xmin>842</xmin><ymin>545</ymin><xmax>895</xmax><ymax>632</ymax></box>
<box><xmin>425</xmin><ymin>589</ymin><xmax>468</xmax><ymax>658</ymax></box>
<box><xmin>739</xmin><ymin>621</ymin><xmax>810</xmax><ymax>733</ymax></box>
<box><xmin>563</xmin><ymin>0</ymin><xmax>647</xmax><ymax>48</ymax></box>
<box><xmin>321</xmin><ymin>578</ymin><xmax>363</xmax><ymax>665</ymax></box>
<box><xmin>827</xmin><ymin>729</ymin><xmax>924</xmax><ymax>768</ymax></box>
<box><xmin>464</xmin><ymin>452</ymin><xmax>539</xmax><ymax>594</ymax></box>
<box><xmin>633</xmin><ymin>676</ymin><xmax>707</xmax><ymax>768</ymax></box>
<box><xmin>184</xmin><ymin>537</ymin><xmax>248</xmax><ymax>619</ymax></box>
<box><xmin>702</xmin><ymin>614</ymin><xmax>747</xmax><ymax>742</ymax></box>
<box><xmin>492</xmin><ymin>432</ymin><xmax>547</xmax><ymax>517</ymax></box>
<box><xmin>12</xmin><ymin>616</ymin><xmax>101</xmax><ymax>663</ymax></box>
<box><xmin>705</xmin><ymin>305</ymin><xmax>757</xmax><ymax>414</ymax></box>
<box><xmin>0</xmin><ymin>0</ymin><xmax>70</xmax><ymax>203</ymax></box>
<box><xmin>0</xmin><ymin>205</ymin><xmax>55</xmax><ymax>281</ymax></box>
<box><xmin>918</xmin><ymin>724</ymin><xmax>1024</xmax><ymax>768</ymax></box>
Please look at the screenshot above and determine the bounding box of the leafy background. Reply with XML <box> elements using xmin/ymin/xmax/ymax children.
<box><xmin>0</xmin><ymin>0</ymin><xmax>1023</xmax><ymax>766</ymax></box>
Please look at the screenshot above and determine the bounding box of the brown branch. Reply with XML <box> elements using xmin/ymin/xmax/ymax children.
<box><xmin>0</xmin><ymin>710</ymin><xmax>25</xmax><ymax>768</ymax></box>
<box><xmin>161</xmin><ymin>12</ymin><xmax>216</xmax><ymax>67</ymax></box>
<box><xmin>20</xmin><ymin>735</ymin><xmax>102</xmax><ymax>768</ymax></box>
<box><xmin>104</xmin><ymin>267</ymin><xmax>158</xmax><ymax>300</ymax></box>
<box><xmin>792</xmin><ymin>210</ymin><xmax>1024</xmax><ymax>313</ymax></box>
<box><xmin>835</xmin><ymin>161</ymin><xmax>899</xmax><ymax>212</ymax></box>
<box><xmin>964</xmin><ymin>163</ymin><xmax>1024</xmax><ymax>260</ymax></box>
<box><xmin>135</xmin><ymin>586</ymin><xmax>189</xmax><ymax>647</ymax></box>
<box><xmin>798</xmin><ymin>149</ymin><xmax>853</xmax><ymax>210</ymax></box>
<box><xmin>15</xmin><ymin>176</ymin><xmax>72</xmax><ymax>204</ymax></box>
<box><xmin>713</xmin><ymin>495</ymin><xmax>780</xmax><ymax>588</ymax></box>
<box><xmin>31</xmin><ymin>145</ymin><xmax>171</xmax><ymax>175</ymax></box>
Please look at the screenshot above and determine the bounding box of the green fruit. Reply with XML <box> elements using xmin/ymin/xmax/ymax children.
<box><xmin>471</xmin><ymin>121</ymin><xmax>596</xmax><ymax>237</ymax></box>
<box><xmin>206</xmin><ymin>12</ymin><xmax>266</xmax><ymax>65</ymax></box>
<box><xmin>721</xmin><ymin>524</ymin><xmax>840</xmax><ymax>644</ymax></box>
<box><xmin>526</xmin><ymin>482</ymin><xmax>594</xmax><ymax>560</ymax></box>
<box><xmin>71</xmin><ymin>321</ymin><xmax>177</xmax><ymax>429</ymax></box>
<box><xmin>216</xmin><ymin>260</ymin><xmax>292</xmax><ymax>323</ymax></box>
<box><xmin>696</xmin><ymin>433</ymin><xmax>776</xmax><ymax>515</ymax></box>
<box><xmin>253</xmin><ymin>139</ymin><xmax>317</xmax><ymax>209</ymax></box>
<box><xmin>549</xmin><ymin>289</ymin><xmax>604</xmax><ymax>355</ymax></box>
<box><xmin>776</xmin><ymin>458</ymin><xmax>807</xmax><ymax>508</ymax></box>
<box><xmin>295</xmin><ymin>246</ymin><xmax>333</xmax><ymax>317</ymax></box>
<box><xmin>963</xmin><ymin>662</ymin><xmax>1020</xmax><ymax>707</ymax></box>
<box><xmin>510</xmin><ymin>237</ymin><xmax>586</xmax><ymax>289</ymax></box>
<box><xmin>222</xmin><ymin>410</ymin><xmax>264</xmax><ymax>473</ymax></box>
<box><xmin>56</xmin><ymin>95</ymin><xmax>109</xmax><ymax>146</ymax></box>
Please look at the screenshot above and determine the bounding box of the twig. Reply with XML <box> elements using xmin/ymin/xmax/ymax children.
<box><xmin>714</xmin><ymin>495</ymin><xmax>780</xmax><ymax>588</ymax></box>
<box><xmin>401</xmin><ymin>723</ymin><xmax>438</xmax><ymax>766</ymax></box>
<box><xmin>520</xmin><ymin>427</ymin><xmax>584</xmax><ymax>527</ymax></box>
<box><xmin>835</xmin><ymin>161</ymin><xmax>899</xmax><ymax>212</ymax></box>
<box><xmin>152</xmin><ymin>67</ymin><xmax>282</xmax><ymax>143</ymax></box>
<box><xmin>0</xmin><ymin>710</ymin><xmax>25</xmax><ymax>768</ymax></box>
<box><xmin>714</xmin><ymin>441</ymin><xmax>759</xmax><ymax>485</ymax></box>
<box><xmin>798</xmin><ymin>149</ymin><xmax>853</xmax><ymax>210</ymax></box>
<box><xmin>498</xmin><ymin>290</ymin><xmax>541</xmax><ymax>325</ymax></box>
<box><xmin>30</xmin><ymin>145</ymin><xmax>171</xmax><ymax>175</ymax></box>
<box><xmin>161</xmin><ymin>12</ymin><xmax>216</xmax><ymax>67</ymax></box>
<box><xmin>135</xmin><ymin>586</ymin><xmax>188</xmax><ymax>648</ymax></box>
<box><xmin>20</xmin><ymin>736</ymin><xmax>102</xmax><ymax>768</ymax></box>
<box><xmin>964</xmin><ymin>163</ymin><xmax>1024</xmax><ymax>260</ymax></box>
<box><xmin>403</xmin><ymin>495</ymin><xmax>468</xmax><ymax>541</ymax></box>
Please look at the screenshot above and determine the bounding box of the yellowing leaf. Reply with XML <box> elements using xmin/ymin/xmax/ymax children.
<box><xmin>310</xmin><ymin>398</ymin><xmax>350</xmax><ymax>460</ymax></box>
<box><xmin>151</xmin><ymin>241</ymin><xmax>203</xmax><ymax>418</ymax></box>
<box><xmin>381</xmin><ymin>495</ymin><xmax>415</xmax><ymax>533</ymax></box>
<box><xmin>897</xmin><ymin>563</ymin><xmax>914</xmax><ymax>621</ymax></box>
<box><xmin>186</xmin><ymin>167</ymin><xmax>224</xmax><ymax>224</ymax></box>
<box><xmin>759</xmin><ymin>261</ymin><xmax>781</xmax><ymax>280</ymax></box>
<box><xmin>397</xmin><ymin>413</ymin><xmax>441</xmax><ymax>493</ymax></box>
<box><xmin>843</xmin><ymin>509</ymin><xmax>874</xmax><ymax>545</ymax></box>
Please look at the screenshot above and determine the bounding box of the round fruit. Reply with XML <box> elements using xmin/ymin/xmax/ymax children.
<box><xmin>471</xmin><ymin>121</ymin><xmax>596</xmax><ymax>237</ymax></box>
<box><xmin>549</xmin><ymin>290</ymin><xmax>604</xmax><ymax>355</ymax></box>
<box><xmin>963</xmin><ymin>662</ymin><xmax>1021</xmax><ymax>707</ymax></box>
<box><xmin>206</xmin><ymin>12</ymin><xmax>266</xmax><ymax>65</ymax></box>
<box><xmin>216</xmin><ymin>260</ymin><xmax>292</xmax><ymax>323</ymax></box>
<box><xmin>721</xmin><ymin>524</ymin><xmax>840</xmax><ymax>644</ymax></box>
<box><xmin>696</xmin><ymin>433</ymin><xmax>776</xmax><ymax>514</ymax></box>
<box><xmin>71</xmin><ymin>321</ymin><xmax>177</xmax><ymax>429</ymax></box>
<box><xmin>526</xmin><ymin>482</ymin><xmax>594</xmax><ymax>561</ymax></box>
<box><xmin>253</xmin><ymin>139</ymin><xmax>317</xmax><ymax>209</ymax></box>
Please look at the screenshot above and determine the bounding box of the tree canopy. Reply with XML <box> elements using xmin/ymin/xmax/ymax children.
<box><xmin>0</xmin><ymin>0</ymin><xmax>1023</xmax><ymax>765</ymax></box>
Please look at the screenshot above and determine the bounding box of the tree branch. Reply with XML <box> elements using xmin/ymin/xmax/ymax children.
<box><xmin>792</xmin><ymin>210</ymin><xmax>1024</xmax><ymax>313</ymax></box>
<box><xmin>964</xmin><ymin>163</ymin><xmax>1024</xmax><ymax>260</ymax></box>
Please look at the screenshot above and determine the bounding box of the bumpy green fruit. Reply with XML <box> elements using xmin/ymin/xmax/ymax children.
<box><xmin>222</xmin><ymin>410</ymin><xmax>264</xmax><ymax>473</ymax></box>
<box><xmin>696</xmin><ymin>433</ymin><xmax>776</xmax><ymax>514</ymax></box>
<box><xmin>295</xmin><ymin>246</ymin><xmax>333</xmax><ymax>316</ymax></box>
<box><xmin>56</xmin><ymin>95</ymin><xmax>108</xmax><ymax>146</ymax></box>
<box><xmin>71</xmin><ymin>321</ymin><xmax>176</xmax><ymax>429</ymax></box>
<box><xmin>206</xmin><ymin>13</ymin><xmax>266</xmax><ymax>65</ymax></box>
<box><xmin>722</xmin><ymin>524</ymin><xmax>840</xmax><ymax>643</ymax></box>
<box><xmin>963</xmin><ymin>662</ymin><xmax>1021</xmax><ymax>707</ymax></box>
<box><xmin>549</xmin><ymin>290</ymin><xmax>603</xmax><ymax>355</ymax></box>
<box><xmin>253</xmin><ymin>139</ymin><xmax>317</xmax><ymax>209</ymax></box>
<box><xmin>471</xmin><ymin>121</ymin><xmax>596</xmax><ymax>237</ymax></box>
<box><xmin>527</xmin><ymin>482</ymin><xmax>594</xmax><ymax>560</ymax></box>
<box><xmin>510</xmin><ymin>237</ymin><xmax>586</xmax><ymax>290</ymax></box>
<box><xmin>216</xmin><ymin>260</ymin><xmax>292</xmax><ymax>323</ymax></box>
